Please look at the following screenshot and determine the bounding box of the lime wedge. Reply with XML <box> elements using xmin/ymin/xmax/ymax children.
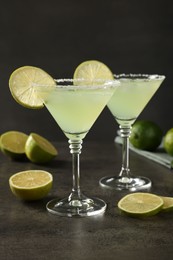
<box><xmin>25</xmin><ymin>133</ymin><xmax>58</xmax><ymax>164</ymax></box>
<box><xmin>0</xmin><ymin>131</ymin><xmax>28</xmax><ymax>159</ymax></box>
<box><xmin>160</xmin><ymin>196</ymin><xmax>173</xmax><ymax>212</ymax></box>
<box><xmin>118</xmin><ymin>192</ymin><xmax>163</xmax><ymax>217</ymax></box>
<box><xmin>73</xmin><ymin>60</ymin><xmax>114</xmax><ymax>85</ymax></box>
<box><xmin>9</xmin><ymin>170</ymin><xmax>53</xmax><ymax>200</ymax></box>
<box><xmin>9</xmin><ymin>66</ymin><xmax>56</xmax><ymax>109</ymax></box>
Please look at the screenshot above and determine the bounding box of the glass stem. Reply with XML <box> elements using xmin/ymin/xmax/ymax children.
<box><xmin>119</xmin><ymin>125</ymin><xmax>132</xmax><ymax>183</ymax></box>
<box><xmin>68</xmin><ymin>139</ymin><xmax>83</xmax><ymax>200</ymax></box>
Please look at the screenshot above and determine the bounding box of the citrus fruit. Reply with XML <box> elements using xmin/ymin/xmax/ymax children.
<box><xmin>9</xmin><ymin>170</ymin><xmax>53</xmax><ymax>200</ymax></box>
<box><xmin>130</xmin><ymin>120</ymin><xmax>163</xmax><ymax>151</ymax></box>
<box><xmin>25</xmin><ymin>133</ymin><xmax>58</xmax><ymax>164</ymax></box>
<box><xmin>118</xmin><ymin>192</ymin><xmax>163</xmax><ymax>217</ymax></box>
<box><xmin>73</xmin><ymin>60</ymin><xmax>114</xmax><ymax>85</ymax></box>
<box><xmin>160</xmin><ymin>196</ymin><xmax>173</xmax><ymax>212</ymax></box>
<box><xmin>0</xmin><ymin>131</ymin><xmax>28</xmax><ymax>159</ymax></box>
<box><xmin>163</xmin><ymin>128</ymin><xmax>173</xmax><ymax>156</ymax></box>
<box><xmin>9</xmin><ymin>66</ymin><xmax>56</xmax><ymax>109</ymax></box>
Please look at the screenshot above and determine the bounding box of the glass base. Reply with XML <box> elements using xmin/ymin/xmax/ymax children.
<box><xmin>99</xmin><ymin>175</ymin><xmax>151</xmax><ymax>192</ymax></box>
<box><xmin>46</xmin><ymin>194</ymin><xmax>107</xmax><ymax>217</ymax></box>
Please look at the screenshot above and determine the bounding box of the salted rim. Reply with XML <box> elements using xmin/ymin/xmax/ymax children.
<box><xmin>33</xmin><ymin>78</ymin><xmax>120</xmax><ymax>90</ymax></box>
<box><xmin>113</xmin><ymin>74</ymin><xmax>165</xmax><ymax>81</ymax></box>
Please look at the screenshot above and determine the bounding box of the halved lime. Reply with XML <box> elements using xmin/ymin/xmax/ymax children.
<box><xmin>118</xmin><ymin>192</ymin><xmax>163</xmax><ymax>217</ymax></box>
<box><xmin>73</xmin><ymin>60</ymin><xmax>114</xmax><ymax>85</ymax></box>
<box><xmin>9</xmin><ymin>66</ymin><xmax>56</xmax><ymax>109</ymax></box>
<box><xmin>160</xmin><ymin>196</ymin><xmax>173</xmax><ymax>212</ymax></box>
<box><xmin>25</xmin><ymin>133</ymin><xmax>58</xmax><ymax>164</ymax></box>
<box><xmin>0</xmin><ymin>131</ymin><xmax>28</xmax><ymax>159</ymax></box>
<box><xmin>9</xmin><ymin>170</ymin><xmax>53</xmax><ymax>200</ymax></box>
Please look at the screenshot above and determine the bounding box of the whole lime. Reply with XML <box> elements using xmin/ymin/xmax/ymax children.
<box><xmin>163</xmin><ymin>128</ymin><xmax>173</xmax><ymax>156</ymax></box>
<box><xmin>129</xmin><ymin>120</ymin><xmax>163</xmax><ymax>151</ymax></box>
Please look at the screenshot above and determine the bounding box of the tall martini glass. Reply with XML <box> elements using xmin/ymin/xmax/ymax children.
<box><xmin>36</xmin><ymin>78</ymin><xmax>119</xmax><ymax>217</ymax></box>
<box><xmin>99</xmin><ymin>74</ymin><xmax>165</xmax><ymax>191</ymax></box>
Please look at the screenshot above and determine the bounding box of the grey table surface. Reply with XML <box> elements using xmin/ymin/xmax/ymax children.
<box><xmin>1</xmin><ymin>141</ymin><xmax>173</xmax><ymax>260</ymax></box>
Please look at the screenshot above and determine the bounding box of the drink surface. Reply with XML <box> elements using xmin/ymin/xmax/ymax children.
<box><xmin>38</xmin><ymin>85</ymin><xmax>115</xmax><ymax>139</ymax></box>
<box><xmin>108</xmin><ymin>77</ymin><xmax>163</xmax><ymax>126</ymax></box>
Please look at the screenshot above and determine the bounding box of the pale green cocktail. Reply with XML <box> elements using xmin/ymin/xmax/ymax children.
<box><xmin>36</xmin><ymin>79</ymin><xmax>119</xmax><ymax>217</ymax></box>
<box><xmin>42</xmin><ymin>82</ymin><xmax>114</xmax><ymax>140</ymax></box>
<box><xmin>100</xmin><ymin>74</ymin><xmax>165</xmax><ymax>191</ymax></box>
<box><xmin>108</xmin><ymin>76</ymin><xmax>163</xmax><ymax>126</ymax></box>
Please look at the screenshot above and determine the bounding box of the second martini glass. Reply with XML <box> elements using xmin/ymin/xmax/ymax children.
<box><xmin>36</xmin><ymin>78</ymin><xmax>118</xmax><ymax>217</ymax></box>
<box><xmin>99</xmin><ymin>74</ymin><xmax>165</xmax><ymax>191</ymax></box>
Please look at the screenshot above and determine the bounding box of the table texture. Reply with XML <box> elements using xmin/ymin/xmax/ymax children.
<box><xmin>1</xmin><ymin>141</ymin><xmax>173</xmax><ymax>260</ymax></box>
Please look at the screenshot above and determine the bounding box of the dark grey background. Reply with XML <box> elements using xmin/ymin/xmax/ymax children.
<box><xmin>0</xmin><ymin>0</ymin><xmax>172</xmax><ymax>141</ymax></box>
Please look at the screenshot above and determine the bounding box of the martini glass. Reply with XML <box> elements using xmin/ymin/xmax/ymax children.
<box><xmin>99</xmin><ymin>74</ymin><xmax>165</xmax><ymax>191</ymax></box>
<box><xmin>36</xmin><ymin>78</ymin><xmax>119</xmax><ymax>217</ymax></box>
